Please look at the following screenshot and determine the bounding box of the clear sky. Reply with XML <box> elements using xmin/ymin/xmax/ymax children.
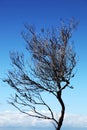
<box><xmin>0</xmin><ymin>0</ymin><xmax>87</xmax><ymax>128</ymax></box>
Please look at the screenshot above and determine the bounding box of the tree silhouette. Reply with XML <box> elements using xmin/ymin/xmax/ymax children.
<box><xmin>4</xmin><ymin>19</ymin><xmax>78</xmax><ymax>130</ymax></box>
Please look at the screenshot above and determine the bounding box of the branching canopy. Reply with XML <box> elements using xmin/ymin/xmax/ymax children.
<box><xmin>4</xmin><ymin>19</ymin><xmax>78</xmax><ymax>129</ymax></box>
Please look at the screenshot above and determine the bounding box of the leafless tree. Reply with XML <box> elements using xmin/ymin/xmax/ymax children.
<box><xmin>4</xmin><ymin>19</ymin><xmax>78</xmax><ymax>130</ymax></box>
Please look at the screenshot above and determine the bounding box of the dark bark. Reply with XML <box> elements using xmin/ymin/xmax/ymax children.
<box><xmin>56</xmin><ymin>91</ymin><xmax>65</xmax><ymax>130</ymax></box>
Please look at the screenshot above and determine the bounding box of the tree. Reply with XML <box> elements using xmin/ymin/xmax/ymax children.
<box><xmin>4</xmin><ymin>19</ymin><xmax>78</xmax><ymax>130</ymax></box>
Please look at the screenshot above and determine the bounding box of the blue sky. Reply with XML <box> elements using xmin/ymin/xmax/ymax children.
<box><xmin>0</xmin><ymin>0</ymin><xmax>87</xmax><ymax>128</ymax></box>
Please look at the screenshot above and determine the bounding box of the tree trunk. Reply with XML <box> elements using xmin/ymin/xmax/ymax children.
<box><xmin>56</xmin><ymin>91</ymin><xmax>65</xmax><ymax>130</ymax></box>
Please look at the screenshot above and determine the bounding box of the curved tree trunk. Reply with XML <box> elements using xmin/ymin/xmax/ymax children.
<box><xmin>56</xmin><ymin>91</ymin><xmax>65</xmax><ymax>130</ymax></box>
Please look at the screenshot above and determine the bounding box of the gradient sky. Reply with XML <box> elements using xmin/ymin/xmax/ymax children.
<box><xmin>0</xmin><ymin>0</ymin><xmax>87</xmax><ymax>128</ymax></box>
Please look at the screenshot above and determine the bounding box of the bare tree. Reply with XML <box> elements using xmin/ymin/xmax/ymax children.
<box><xmin>4</xmin><ymin>19</ymin><xmax>78</xmax><ymax>130</ymax></box>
